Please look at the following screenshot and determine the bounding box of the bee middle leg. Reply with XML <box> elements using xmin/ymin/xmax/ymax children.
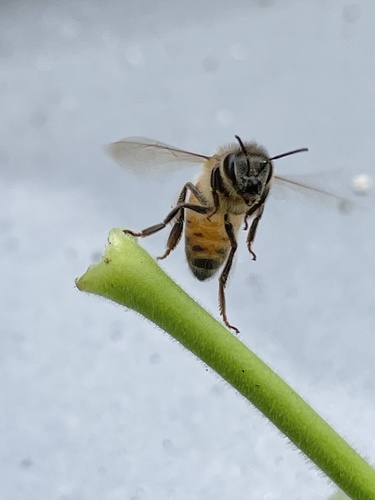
<box><xmin>124</xmin><ymin>182</ymin><xmax>211</xmax><ymax>259</ymax></box>
<box><xmin>158</xmin><ymin>183</ymin><xmax>209</xmax><ymax>260</ymax></box>
<box><xmin>218</xmin><ymin>214</ymin><xmax>240</xmax><ymax>334</ymax></box>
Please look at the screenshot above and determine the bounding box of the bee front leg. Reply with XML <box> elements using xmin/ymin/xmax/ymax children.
<box><xmin>218</xmin><ymin>214</ymin><xmax>240</xmax><ymax>334</ymax></box>
<box><xmin>246</xmin><ymin>204</ymin><xmax>265</xmax><ymax>261</ymax></box>
<box><xmin>243</xmin><ymin>215</ymin><xmax>249</xmax><ymax>231</ymax></box>
<box><xmin>207</xmin><ymin>166</ymin><xmax>221</xmax><ymax>221</ymax></box>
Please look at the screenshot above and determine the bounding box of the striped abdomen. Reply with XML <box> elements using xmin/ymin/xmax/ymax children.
<box><xmin>185</xmin><ymin>187</ymin><xmax>242</xmax><ymax>281</ymax></box>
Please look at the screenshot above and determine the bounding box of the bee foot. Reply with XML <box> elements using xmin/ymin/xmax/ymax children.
<box><xmin>224</xmin><ymin>320</ymin><xmax>240</xmax><ymax>334</ymax></box>
<box><xmin>248</xmin><ymin>247</ymin><xmax>257</xmax><ymax>261</ymax></box>
<box><xmin>207</xmin><ymin>209</ymin><xmax>218</xmax><ymax>222</ymax></box>
<box><xmin>124</xmin><ymin>229</ymin><xmax>142</xmax><ymax>237</ymax></box>
<box><xmin>157</xmin><ymin>249</ymin><xmax>171</xmax><ymax>260</ymax></box>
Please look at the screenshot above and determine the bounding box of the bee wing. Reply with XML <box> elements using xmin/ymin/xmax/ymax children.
<box><xmin>272</xmin><ymin>174</ymin><xmax>355</xmax><ymax>211</ymax></box>
<box><xmin>106</xmin><ymin>137</ymin><xmax>209</xmax><ymax>173</ymax></box>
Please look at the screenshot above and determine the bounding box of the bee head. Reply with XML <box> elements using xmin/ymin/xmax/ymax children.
<box><xmin>223</xmin><ymin>136</ymin><xmax>272</xmax><ymax>203</ymax></box>
<box><xmin>222</xmin><ymin>136</ymin><xmax>309</xmax><ymax>205</ymax></box>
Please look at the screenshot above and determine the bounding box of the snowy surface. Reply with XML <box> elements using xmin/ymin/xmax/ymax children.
<box><xmin>1</xmin><ymin>1</ymin><xmax>374</xmax><ymax>499</ymax></box>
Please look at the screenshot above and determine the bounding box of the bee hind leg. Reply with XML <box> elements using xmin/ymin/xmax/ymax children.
<box><xmin>218</xmin><ymin>214</ymin><xmax>240</xmax><ymax>334</ymax></box>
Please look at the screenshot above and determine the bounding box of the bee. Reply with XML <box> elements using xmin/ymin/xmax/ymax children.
<box><xmin>107</xmin><ymin>136</ymin><xmax>346</xmax><ymax>333</ymax></box>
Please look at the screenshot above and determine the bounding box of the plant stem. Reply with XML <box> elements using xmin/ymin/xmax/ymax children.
<box><xmin>76</xmin><ymin>228</ymin><xmax>374</xmax><ymax>500</ymax></box>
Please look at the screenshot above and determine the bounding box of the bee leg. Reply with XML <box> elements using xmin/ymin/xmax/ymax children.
<box><xmin>218</xmin><ymin>214</ymin><xmax>240</xmax><ymax>334</ymax></box>
<box><xmin>246</xmin><ymin>204</ymin><xmax>265</xmax><ymax>261</ymax></box>
<box><xmin>206</xmin><ymin>191</ymin><xmax>220</xmax><ymax>221</ymax></box>
<box><xmin>124</xmin><ymin>182</ymin><xmax>211</xmax><ymax>256</ymax></box>
<box><xmin>158</xmin><ymin>183</ymin><xmax>209</xmax><ymax>260</ymax></box>
<box><xmin>183</xmin><ymin>182</ymin><xmax>209</xmax><ymax>206</ymax></box>
<box><xmin>125</xmin><ymin>201</ymin><xmax>209</xmax><ymax>235</ymax></box>
<box><xmin>157</xmin><ymin>219</ymin><xmax>183</xmax><ymax>260</ymax></box>
<box><xmin>157</xmin><ymin>184</ymin><xmax>188</xmax><ymax>260</ymax></box>
<box><xmin>207</xmin><ymin>166</ymin><xmax>221</xmax><ymax>221</ymax></box>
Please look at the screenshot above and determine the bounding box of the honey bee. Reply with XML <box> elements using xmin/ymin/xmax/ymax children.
<box><xmin>107</xmin><ymin>136</ymin><xmax>347</xmax><ymax>333</ymax></box>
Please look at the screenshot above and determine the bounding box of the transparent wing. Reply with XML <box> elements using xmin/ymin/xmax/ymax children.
<box><xmin>106</xmin><ymin>136</ymin><xmax>209</xmax><ymax>173</ymax></box>
<box><xmin>272</xmin><ymin>174</ymin><xmax>356</xmax><ymax>211</ymax></box>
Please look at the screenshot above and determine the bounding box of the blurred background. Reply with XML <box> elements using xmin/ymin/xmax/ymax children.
<box><xmin>0</xmin><ymin>1</ymin><xmax>374</xmax><ymax>499</ymax></box>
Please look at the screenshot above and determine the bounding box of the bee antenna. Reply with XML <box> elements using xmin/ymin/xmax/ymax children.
<box><xmin>234</xmin><ymin>135</ymin><xmax>247</xmax><ymax>156</ymax></box>
<box><xmin>270</xmin><ymin>147</ymin><xmax>309</xmax><ymax>161</ymax></box>
<box><xmin>234</xmin><ymin>135</ymin><xmax>251</xmax><ymax>170</ymax></box>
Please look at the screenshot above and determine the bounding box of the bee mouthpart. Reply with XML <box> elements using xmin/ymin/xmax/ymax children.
<box><xmin>241</xmin><ymin>181</ymin><xmax>262</xmax><ymax>202</ymax></box>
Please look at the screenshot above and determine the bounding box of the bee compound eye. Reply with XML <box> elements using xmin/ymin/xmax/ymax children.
<box><xmin>223</xmin><ymin>153</ymin><xmax>236</xmax><ymax>182</ymax></box>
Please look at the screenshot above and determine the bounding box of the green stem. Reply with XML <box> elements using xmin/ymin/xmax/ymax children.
<box><xmin>76</xmin><ymin>229</ymin><xmax>374</xmax><ymax>499</ymax></box>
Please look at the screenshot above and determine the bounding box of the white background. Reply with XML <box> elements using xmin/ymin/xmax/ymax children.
<box><xmin>0</xmin><ymin>1</ymin><xmax>374</xmax><ymax>499</ymax></box>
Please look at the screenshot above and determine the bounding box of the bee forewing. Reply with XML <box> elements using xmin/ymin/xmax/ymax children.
<box><xmin>106</xmin><ymin>136</ymin><xmax>208</xmax><ymax>173</ymax></box>
<box><xmin>272</xmin><ymin>174</ymin><xmax>356</xmax><ymax>211</ymax></box>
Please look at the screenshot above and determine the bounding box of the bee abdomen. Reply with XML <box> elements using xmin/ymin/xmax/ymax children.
<box><xmin>188</xmin><ymin>256</ymin><xmax>223</xmax><ymax>281</ymax></box>
<box><xmin>185</xmin><ymin>239</ymin><xmax>227</xmax><ymax>281</ymax></box>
